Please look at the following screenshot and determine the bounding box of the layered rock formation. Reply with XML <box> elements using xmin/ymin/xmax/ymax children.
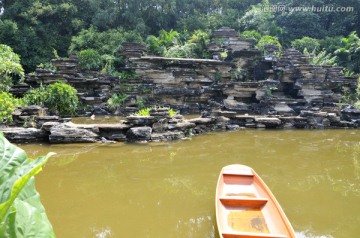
<box><xmin>3</xmin><ymin>106</ymin><xmax>359</xmax><ymax>144</ymax></box>
<box><xmin>7</xmin><ymin>27</ymin><xmax>360</xmax><ymax>133</ymax></box>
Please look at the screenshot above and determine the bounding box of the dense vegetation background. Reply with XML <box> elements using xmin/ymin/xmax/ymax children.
<box><xmin>1</xmin><ymin>0</ymin><xmax>360</xmax><ymax>119</ymax></box>
<box><xmin>1</xmin><ymin>0</ymin><xmax>359</xmax><ymax>72</ymax></box>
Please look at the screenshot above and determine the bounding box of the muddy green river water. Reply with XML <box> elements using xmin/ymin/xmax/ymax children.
<box><xmin>20</xmin><ymin>129</ymin><xmax>360</xmax><ymax>238</ymax></box>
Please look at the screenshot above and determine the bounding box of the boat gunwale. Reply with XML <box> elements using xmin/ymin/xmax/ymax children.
<box><xmin>215</xmin><ymin>164</ymin><xmax>296</xmax><ymax>238</ymax></box>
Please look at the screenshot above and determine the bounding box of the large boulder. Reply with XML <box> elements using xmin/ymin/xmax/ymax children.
<box><xmin>167</xmin><ymin>121</ymin><xmax>196</xmax><ymax>130</ymax></box>
<box><xmin>126</xmin><ymin>116</ymin><xmax>155</xmax><ymax>126</ymax></box>
<box><xmin>97</xmin><ymin>124</ymin><xmax>131</xmax><ymax>142</ymax></box>
<box><xmin>49</xmin><ymin>123</ymin><xmax>99</xmax><ymax>143</ymax></box>
<box><xmin>255</xmin><ymin>117</ymin><xmax>282</xmax><ymax>128</ymax></box>
<box><xmin>1</xmin><ymin>127</ymin><xmax>47</xmax><ymax>143</ymax></box>
<box><xmin>188</xmin><ymin>117</ymin><xmax>214</xmax><ymax>125</ymax></box>
<box><xmin>223</xmin><ymin>99</ymin><xmax>249</xmax><ymax>112</ymax></box>
<box><xmin>151</xmin><ymin>131</ymin><xmax>185</xmax><ymax>142</ymax></box>
<box><xmin>126</xmin><ymin>126</ymin><xmax>152</xmax><ymax>142</ymax></box>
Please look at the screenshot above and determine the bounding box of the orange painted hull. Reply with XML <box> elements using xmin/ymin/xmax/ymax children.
<box><xmin>216</xmin><ymin>164</ymin><xmax>296</xmax><ymax>238</ymax></box>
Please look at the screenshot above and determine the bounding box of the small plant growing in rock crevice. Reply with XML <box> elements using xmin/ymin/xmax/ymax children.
<box><xmin>134</xmin><ymin>107</ymin><xmax>152</xmax><ymax>116</ymax></box>
<box><xmin>133</xmin><ymin>106</ymin><xmax>178</xmax><ymax>117</ymax></box>
<box><xmin>37</xmin><ymin>62</ymin><xmax>56</xmax><ymax>71</ymax></box>
<box><xmin>117</xmin><ymin>71</ymin><xmax>137</xmax><ymax>80</ymax></box>
<box><xmin>219</xmin><ymin>49</ymin><xmax>228</xmax><ymax>60</ymax></box>
<box><xmin>107</xmin><ymin>93</ymin><xmax>129</xmax><ymax>112</ymax></box>
<box><xmin>169</xmin><ymin>108</ymin><xmax>177</xmax><ymax>117</ymax></box>
<box><xmin>264</xmin><ymin>86</ymin><xmax>277</xmax><ymax>97</ymax></box>
<box><xmin>214</xmin><ymin>72</ymin><xmax>222</xmax><ymax>82</ymax></box>
<box><xmin>340</xmin><ymin>86</ymin><xmax>358</xmax><ymax>105</ymax></box>
<box><xmin>135</xmin><ymin>97</ymin><xmax>145</xmax><ymax>109</ymax></box>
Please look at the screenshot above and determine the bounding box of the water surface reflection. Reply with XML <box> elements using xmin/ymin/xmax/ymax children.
<box><xmin>23</xmin><ymin>130</ymin><xmax>360</xmax><ymax>238</ymax></box>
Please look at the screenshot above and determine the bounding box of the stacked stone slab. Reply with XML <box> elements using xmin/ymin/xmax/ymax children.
<box><xmin>208</xmin><ymin>27</ymin><xmax>262</xmax><ymax>112</ymax></box>
<box><xmin>9</xmin><ymin>84</ymin><xmax>30</xmax><ymax>97</ymax></box>
<box><xmin>11</xmin><ymin>106</ymin><xmax>70</xmax><ymax>129</ymax></box>
<box><xmin>10</xmin><ymin>27</ymin><xmax>360</xmax><ymax>126</ymax></box>
<box><xmin>118</xmin><ymin>42</ymin><xmax>146</xmax><ymax>60</ymax></box>
<box><xmin>130</xmin><ymin>56</ymin><xmax>234</xmax><ymax>113</ymax></box>
<box><xmin>276</xmin><ymin>49</ymin><xmax>357</xmax><ymax>113</ymax></box>
<box><xmin>5</xmin><ymin>106</ymin><xmax>360</xmax><ymax>143</ymax></box>
<box><xmin>24</xmin><ymin>58</ymin><xmax>116</xmax><ymax>113</ymax></box>
<box><xmin>52</xmin><ymin>58</ymin><xmax>78</xmax><ymax>75</ymax></box>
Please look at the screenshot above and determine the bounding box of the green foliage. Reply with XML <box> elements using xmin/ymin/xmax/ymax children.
<box><xmin>264</xmin><ymin>86</ymin><xmax>277</xmax><ymax>97</ymax></box>
<box><xmin>117</xmin><ymin>71</ymin><xmax>137</xmax><ymax>80</ymax></box>
<box><xmin>256</xmin><ymin>35</ymin><xmax>282</xmax><ymax>54</ymax></box>
<box><xmin>240</xmin><ymin>30</ymin><xmax>262</xmax><ymax>43</ymax></box>
<box><xmin>274</xmin><ymin>0</ymin><xmax>358</xmax><ymax>41</ymax></box>
<box><xmin>355</xmin><ymin>101</ymin><xmax>360</xmax><ymax>110</ymax></box>
<box><xmin>165</xmin><ymin>43</ymin><xmax>196</xmax><ymax>58</ymax></box>
<box><xmin>276</xmin><ymin>12</ymin><xmax>325</xmax><ymax>41</ymax></box>
<box><xmin>343</xmin><ymin>68</ymin><xmax>356</xmax><ymax>77</ymax></box>
<box><xmin>177</xmin><ymin>13</ymin><xmax>207</xmax><ymax>32</ymax></box>
<box><xmin>320</xmin><ymin>36</ymin><xmax>344</xmax><ymax>54</ymax></box>
<box><xmin>291</xmin><ymin>37</ymin><xmax>320</xmax><ymax>53</ymax></box>
<box><xmin>146</xmin><ymin>35</ymin><xmax>166</xmax><ymax>56</ymax></box>
<box><xmin>304</xmin><ymin>49</ymin><xmax>337</xmax><ymax>66</ymax></box>
<box><xmin>219</xmin><ymin>50</ymin><xmax>228</xmax><ymax>60</ymax></box>
<box><xmin>188</xmin><ymin>30</ymin><xmax>211</xmax><ymax>58</ymax></box>
<box><xmin>133</xmin><ymin>106</ymin><xmax>177</xmax><ymax>117</ymax></box>
<box><xmin>0</xmin><ymin>44</ymin><xmax>24</xmax><ymax>92</ymax></box>
<box><xmin>0</xmin><ymin>1</ymin><xmax>87</xmax><ymax>71</ymax></box>
<box><xmin>23</xmin><ymin>82</ymin><xmax>78</xmax><ymax>116</ymax></box>
<box><xmin>134</xmin><ymin>107</ymin><xmax>152</xmax><ymax>116</ymax></box>
<box><xmin>239</xmin><ymin>0</ymin><xmax>280</xmax><ymax>36</ymax></box>
<box><xmin>37</xmin><ymin>62</ymin><xmax>56</xmax><ymax>71</ymax></box>
<box><xmin>158</xmin><ymin>29</ymin><xmax>180</xmax><ymax>48</ymax></box>
<box><xmin>341</xmin><ymin>87</ymin><xmax>358</xmax><ymax>105</ymax></box>
<box><xmin>135</xmin><ymin>97</ymin><xmax>145</xmax><ymax>109</ymax></box>
<box><xmin>77</xmin><ymin>49</ymin><xmax>102</xmax><ymax>71</ymax></box>
<box><xmin>107</xmin><ymin>93</ymin><xmax>129</xmax><ymax>112</ymax></box>
<box><xmin>69</xmin><ymin>26</ymin><xmax>144</xmax><ymax>56</ymax></box>
<box><xmin>169</xmin><ymin>108</ymin><xmax>178</xmax><ymax>117</ymax></box>
<box><xmin>147</xmin><ymin>29</ymin><xmax>210</xmax><ymax>59</ymax></box>
<box><xmin>0</xmin><ymin>133</ymin><xmax>55</xmax><ymax>238</ymax></box>
<box><xmin>334</xmin><ymin>32</ymin><xmax>360</xmax><ymax>73</ymax></box>
<box><xmin>146</xmin><ymin>29</ymin><xmax>180</xmax><ymax>56</ymax></box>
<box><xmin>23</xmin><ymin>86</ymin><xmax>48</xmax><ymax>107</ymax></box>
<box><xmin>0</xmin><ymin>92</ymin><xmax>23</xmax><ymax>124</ymax></box>
<box><xmin>1</xmin><ymin>0</ymin><xmax>360</xmax><ymax>73</ymax></box>
<box><xmin>355</xmin><ymin>78</ymin><xmax>360</xmax><ymax>109</ymax></box>
<box><xmin>70</xmin><ymin>26</ymin><xmax>143</xmax><ymax>73</ymax></box>
<box><xmin>100</xmin><ymin>54</ymin><xmax>116</xmax><ymax>75</ymax></box>
<box><xmin>45</xmin><ymin>82</ymin><xmax>79</xmax><ymax>116</ymax></box>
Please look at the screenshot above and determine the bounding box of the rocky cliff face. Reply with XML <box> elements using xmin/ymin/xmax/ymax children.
<box><xmin>12</xmin><ymin>27</ymin><xmax>359</xmax><ymax>124</ymax></box>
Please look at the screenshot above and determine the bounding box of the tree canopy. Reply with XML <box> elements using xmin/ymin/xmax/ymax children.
<box><xmin>0</xmin><ymin>0</ymin><xmax>359</xmax><ymax>72</ymax></box>
<box><xmin>0</xmin><ymin>44</ymin><xmax>24</xmax><ymax>92</ymax></box>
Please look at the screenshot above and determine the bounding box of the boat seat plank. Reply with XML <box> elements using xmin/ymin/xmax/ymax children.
<box><xmin>222</xmin><ymin>231</ymin><xmax>287</xmax><ymax>238</ymax></box>
<box><xmin>223</xmin><ymin>169</ymin><xmax>254</xmax><ymax>177</ymax></box>
<box><xmin>220</xmin><ymin>197</ymin><xmax>268</xmax><ymax>207</ymax></box>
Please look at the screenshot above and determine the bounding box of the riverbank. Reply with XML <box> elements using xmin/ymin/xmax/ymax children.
<box><xmin>1</xmin><ymin>105</ymin><xmax>360</xmax><ymax>144</ymax></box>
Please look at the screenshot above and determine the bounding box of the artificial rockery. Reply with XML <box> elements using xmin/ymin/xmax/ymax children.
<box><xmin>3</xmin><ymin>27</ymin><xmax>360</xmax><ymax>143</ymax></box>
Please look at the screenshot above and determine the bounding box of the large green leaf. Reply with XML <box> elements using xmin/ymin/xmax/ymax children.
<box><xmin>0</xmin><ymin>133</ymin><xmax>56</xmax><ymax>237</ymax></box>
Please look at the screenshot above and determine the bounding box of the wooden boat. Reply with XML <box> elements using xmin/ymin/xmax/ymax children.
<box><xmin>216</xmin><ymin>164</ymin><xmax>296</xmax><ymax>238</ymax></box>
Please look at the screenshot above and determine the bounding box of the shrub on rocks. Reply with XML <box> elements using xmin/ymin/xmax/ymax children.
<box><xmin>0</xmin><ymin>92</ymin><xmax>23</xmax><ymax>123</ymax></box>
<box><xmin>23</xmin><ymin>82</ymin><xmax>78</xmax><ymax>116</ymax></box>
